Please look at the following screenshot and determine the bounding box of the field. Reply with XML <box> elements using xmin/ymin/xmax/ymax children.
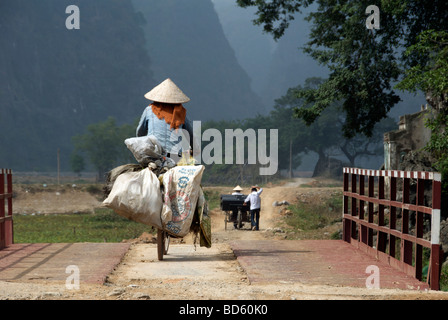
<box><xmin>11</xmin><ymin>177</ymin><xmax>343</xmax><ymax>244</ymax></box>
<box><xmin>13</xmin><ymin>208</ymin><xmax>153</xmax><ymax>243</ymax></box>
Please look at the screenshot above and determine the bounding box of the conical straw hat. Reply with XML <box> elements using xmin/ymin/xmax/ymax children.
<box><xmin>233</xmin><ymin>185</ymin><xmax>243</xmax><ymax>191</ymax></box>
<box><xmin>144</xmin><ymin>78</ymin><xmax>190</xmax><ymax>104</ymax></box>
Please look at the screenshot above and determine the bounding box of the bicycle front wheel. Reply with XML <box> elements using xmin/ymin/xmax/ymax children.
<box><xmin>157</xmin><ymin>229</ymin><xmax>165</xmax><ymax>261</ymax></box>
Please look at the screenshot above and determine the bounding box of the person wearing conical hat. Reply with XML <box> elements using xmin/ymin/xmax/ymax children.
<box><xmin>232</xmin><ymin>185</ymin><xmax>243</xmax><ymax>195</ymax></box>
<box><xmin>230</xmin><ymin>185</ymin><xmax>244</xmax><ymax>229</ymax></box>
<box><xmin>136</xmin><ymin>78</ymin><xmax>194</xmax><ymax>158</ymax></box>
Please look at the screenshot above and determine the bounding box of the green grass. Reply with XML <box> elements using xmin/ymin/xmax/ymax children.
<box><xmin>285</xmin><ymin>192</ymin><xmax>342</xmax><ymax>232</ymax></box>
<box><xmin>12</xmin><ymin>187</ymin><xmax>222</xmax><ymax>244</ymax></box>
<box><xmin>13</xmin><ymin>208</ymin><xmax>154</xmax><ymax>243</ymax></box>
<box><xmin>420</xmin><ymin>248</ymin><xmax>448</xmax><ymax>291</ymax></box>
<box><xmin>439</xmin><ymin>264</ymin><xmax>448</xmax><ymax>291</ymax></box>
<box><xmin>203</xmin><ymin>189</ymin><xmax>221</xmax><ymax>211</ymax></box>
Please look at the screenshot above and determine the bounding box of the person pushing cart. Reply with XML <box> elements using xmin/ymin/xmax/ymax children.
<box><xmin>243</xmin><ymin>186</ymin><xmax>263</xmax><ymax>231</ymax></box>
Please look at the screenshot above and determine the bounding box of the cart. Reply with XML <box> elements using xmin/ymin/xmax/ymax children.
<box><xmin>220</xmin><ymin>194</ymin><xmax>250</xmax><ymax>230</ymax></box>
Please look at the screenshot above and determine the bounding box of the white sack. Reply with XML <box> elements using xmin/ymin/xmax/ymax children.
<box><xmin>162</xmin><ymin>165</ymin><xmax>205</xmax><ymax>237</ymax></box>
<box><xmin>125</xmin><ymin>135</ymin><xmax>164</xmax><ymax>166</ymax></box>
<box><xmin>102</xmin><ymin>168</ymin><xmax>163</xmax><ymax>229</ymax></box>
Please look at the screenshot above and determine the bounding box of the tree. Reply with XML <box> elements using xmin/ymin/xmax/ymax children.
<box><xmin>201</xmin><ymin>76</ymin><xmax>396</xmax><ymax>181</ymax></box>
<box><xmin>338</xmin><ymin>117</ymin><xmax>396</xmax><ymax>166</ymax></box>
<box><xmin>243</xmin><ymin>104</ymin><xmax>305</xmax><ymax>172</ymax></box>
<box><xmin>396</xmin><ymin>30</ymin><xmax>448</xmax><ymax>191</ymax></box>
<box><xmin>396</xmin><ymin>30</ymin><xmax>448</xmax><ymax>111</ymax></box>
<box><xmin>236</xmin><ymin>0</ymin><xmax>448</xmax><ymax>137</ymax></box>
<box><xmin>276</xmin><ymin>78</ymin><xmax>396</xmax><ymax>175</ymax></box>
<box><xmin>70</xmin><ymin>153</ymin><xmax>85</xmax><ymax>178</ymax></box>
<box><xmin>72</xmin><ymin>117</ymin><xmax>135</xmax><ymax>181</ymax></box>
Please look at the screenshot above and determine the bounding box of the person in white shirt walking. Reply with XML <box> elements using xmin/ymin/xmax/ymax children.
<box><xmin>244</xmin><ymin>186</ymin><xmax>263</xmax><ymax>231</ymax></box>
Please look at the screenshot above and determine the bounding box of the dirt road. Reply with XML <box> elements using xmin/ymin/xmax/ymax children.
<box><xmin>3</xmin><ymin>178</ymin><xmax>448</xmax><ymax>300</ymax></box>
<box><xmin>101</xmin><ymin>180</ymin><xmax>448</xmax><ymax>300</ymax></box>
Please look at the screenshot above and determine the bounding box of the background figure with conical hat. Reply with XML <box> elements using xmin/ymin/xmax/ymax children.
<box><xmin>231</xmin><ymin>185</ymin><xmax>244</xmax><ymax>229</ymax></box>
<box><xmin>136</xmin><ymin>78</ymin><xmax>195</xmax><ymax>158</ymax></box>
<box><xmin>231</xmin><ymin>185</ymin><xmax>243</xmax><ymax>196</ymax></box>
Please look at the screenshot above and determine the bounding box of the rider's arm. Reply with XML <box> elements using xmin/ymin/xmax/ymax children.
<box><xmin>136</xmin><ymin>107</ymin><xmax>150</xmax><ymax>137</ymax></box>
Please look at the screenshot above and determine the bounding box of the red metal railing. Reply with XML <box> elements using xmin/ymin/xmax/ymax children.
<box><xmin>343</xmin><ymin>167</ymin><xmax>443</xmax><ymax>290</ymax></box>
<box><xmin>0</xmin><ymin>169</ymin><xmax>13</xmax><ymax>249</ymax></box>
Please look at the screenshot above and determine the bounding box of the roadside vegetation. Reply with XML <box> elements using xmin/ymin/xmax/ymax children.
<box><xmin>12</xmin><ymin>187</ymin><xmax>222</xmax><ymax>244</ymax></box>
<box><xmin>283</xmin><ymin>190</ymin><xmax>343</xmax><ymax>240</ymax></box>
<box><xmin>203</xmin><ymin>189</ymin><xmax>221</xmax><ymax>211</ymax></box>
<box><xmin>13</xmin><ymin>208</ymin><xmax>153</xmax><ymax>243</ymax></box>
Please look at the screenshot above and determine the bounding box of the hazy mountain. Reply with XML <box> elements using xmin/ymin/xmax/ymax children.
<box><xmin>211</xmin><ymin>0</ymin><xmax>276</xmax><ymax>96</ymax></box>
<box><xmin>212</xmin><ymin>3</ymin><xmax>425</xmax><ymax>119</ymax></box>
<box><xmin>212</xmin><ymin>3</ymin><xmax>327</xmax><ymax>110</ymax></box>
<box><xmin>132</xmin><ymin>0</ymin><xmax>266</xmax><ymax>121</ymax></box>
<box><xmin>260</xmin><ymin>16</ymin><xmax>328</xmax><ymax>109</ymax></box>
<box><xmin>0</xmin><ymin>0</ymin><xmax>154</xmax><ymax>171</ymax></box>
<box><xmin>0</xmin><ymin>0</ymin><xmax>425</xmax><ymax>174</ymax></box>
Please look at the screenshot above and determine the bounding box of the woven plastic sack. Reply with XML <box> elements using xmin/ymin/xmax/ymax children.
<box><xmin>161</xmin><ymin>165</ymin><xmax>205</xmax><ymax>237</ymax></box>
<box><xmin>125</xmin><ymin>135</ymin><xmax>164</xmax><ymax>166</ymax></box>
<box><xmin>197</xmin><ymin>188</ymin><xmax>211</xmax><ymax>248</ymax></box>
<box><xmin>102</xmin><ymin>168</ymin><xmax>163</xmax><ymax>229</ymax></box>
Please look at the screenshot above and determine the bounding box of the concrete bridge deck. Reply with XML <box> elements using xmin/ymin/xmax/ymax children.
<box><xmin>230</xmin><ymin>239</ymin><xmax>429</xmax><ymax>290</ymax></box>
<box><xmin>0</xmin><ymin>242</ymin><xmax>131</xmax><ymax>284</ymax></box>
<box><xmin>0</xmin><ymin>240</ymin><xmax>430</xmax><ymax>292</ymax></box>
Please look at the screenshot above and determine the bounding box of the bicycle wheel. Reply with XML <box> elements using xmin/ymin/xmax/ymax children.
<box><xmin>164</xmin><ymin>233</ymin><xmax>170</xmax><ymax>255</ymax></box>
<box><xmin>237</xmin><ymin>210</ymin><xmax>243</xmax><ymax>229</ymax></box>
<box><xmin>157</xmin><ymin>229</ymin><xmax>165</xmax><ymax>261</ymax></box>
<box><xmin>224</xmin><ymin>212</ymin><xmax>228</xmax><ymax>230</ymax></box>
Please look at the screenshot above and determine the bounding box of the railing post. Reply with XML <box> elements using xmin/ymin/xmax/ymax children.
<box><xmin>368</xmin><ymin>174</ymin><xmax>374</xmax><ymax>247</ymax></box>
<box><xmin>343</xmin><ymin>169</ymin><xmax>350</xmax><ymax>243</ymax></box>
<box><xmin>359</xmin><ymin>174</ymin><xmax>367</xmax><ymax>245</ymax></box>
<box><xmin>430</xmin><ymin>174</ymin><xmax>442</xmax><ymax>290</ymax></box>
<box><xmin>402</xmin><ymin>176</ymin><xmax>413</xmax><ymax>266</ymax></box>
<box><xmin>389</xmin><ymin>175</ymin><xmax>397</xmax><ymax>258</ymax></box>
<box><xmin>415</xmin><ymin>176</ymin><xmax>425</xmax><ymax>280</ymax></box>
<box><xmin>6</xmin><ymin>169</ymin><xmax>13</xmax><ymax>246</ymax></box>
<box><xmin>351</xmin><ymin>172</ymin><xmax>357</xmax><ymax>241</ymax></box>
<box><xmin>0</xmin><ymin>169</ymin><xmax>13</xmax><ymax>249</ymax></box>
<box><xmin>0</xmin><ymin>169</ymin><xmax>5</xmax><ymax>249</ymax></box>
<box><xmin>377</xmin><ymin>175</ymin><xmax>387</xmax><ymax>253</ymax></box>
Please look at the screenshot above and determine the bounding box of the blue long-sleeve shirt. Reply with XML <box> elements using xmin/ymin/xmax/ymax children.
<box><xmin>136</xmin><ymin>105</ymin><xmax>194</xmax><ymax>155</ymax></box>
